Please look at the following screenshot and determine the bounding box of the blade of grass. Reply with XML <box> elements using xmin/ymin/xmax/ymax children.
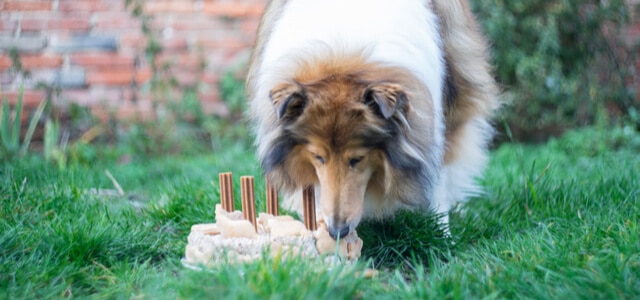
<box><xmin>0</xmin><ymin>88</ymin><xmax>4</xmax><ymax>134</ymax></box>
<box><xmin>43</xmin><ymin>119</ymin><xmax>57</xmax><ymax>162</ymax></box>
<box><xmin>20</xmin><ymin>97</ymin><xmax>47</xmax><ymax>156</ymax></box>
<box><xmin>1</xmin><ymin>97</ymin><xmax>10</xmax><ymax>149</ymax></box>
<box><xmin>12</xmin><ymin>86</ymin><xmax>23</xmax><ymax>150</ymax></box>
<box><xmin>105</xmin><ymin>170</ymin><xmax>125</xmax><ymax>196</ymax></box>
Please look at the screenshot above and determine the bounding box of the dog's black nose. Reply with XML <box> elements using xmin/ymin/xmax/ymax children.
<box><xmin>328</xmin><ymin>225</ymin><xmax>350</xmax><ymax>240</ymax></box>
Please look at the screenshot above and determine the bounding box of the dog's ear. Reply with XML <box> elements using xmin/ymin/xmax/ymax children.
<box><xmin>364</xmin><ymin>83</ymin><xmax>407</xmax><ymax>119</ymax></box>
<box><xmin>270</xmin><ymin>82</ymin><xmax>307</xmax><ymax>122</ymax></box>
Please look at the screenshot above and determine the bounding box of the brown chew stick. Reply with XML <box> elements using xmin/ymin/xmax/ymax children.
<box><xmin>219</xmin><ymin>172</ymin><xmax>234</xmax><ymax>212</ymax></box>
<box><xmin>303</xmin><ymin>186</ymin><xmax>317</xmax><ymax>231</ymax></box>
<box><xmin>266</xmin><ymin>178</ymin><xmax>279</xmax><ymax>216</ymax></box>
<box><xmin>241</xmin><ymin>176</ymin><xmax>257</xmax><ymax>230</ymax></box>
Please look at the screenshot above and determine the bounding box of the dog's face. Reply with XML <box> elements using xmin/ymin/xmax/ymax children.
<box><xmin>303</xmin><ymin>136</ymin><xmax>379</xmax><ymax>239</ymax></box>
<box><xmin>267</xmin><ymin>72</ymin><xmax>408</xmax><ymax>239</ymax></box>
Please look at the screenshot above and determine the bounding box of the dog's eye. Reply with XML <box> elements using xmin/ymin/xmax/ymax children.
<box><xmin>314</xmin><ymin>155</ymin><xmax>325</xmax><ymax>165</ymax></box>
<box><xmin>349</xmin><ymin>157</ymin><xmax>363</xmax><ymax>168</ymax></box>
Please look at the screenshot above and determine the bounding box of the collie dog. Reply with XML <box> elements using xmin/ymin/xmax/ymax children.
<box><xmin>246</xmin><ymin>0</ymin><xmax>499</xmax><ymax>239</ymax></box>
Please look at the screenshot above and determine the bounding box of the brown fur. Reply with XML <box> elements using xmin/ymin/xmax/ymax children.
<box><xmin>259</xmin><ymin>54</ymin><xmax>441</xmax><ymax>233</ymax></box>
<box><xmin>432</xmin><ymin>0</ymin><xmax>500</xmax><ymax>164</ymax></box>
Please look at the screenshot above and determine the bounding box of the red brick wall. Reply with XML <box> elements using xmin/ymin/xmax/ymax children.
<box><xmin>0</xmin><ymin>0</ymin><xmax>264</xmax><ymax>120</ymax></box>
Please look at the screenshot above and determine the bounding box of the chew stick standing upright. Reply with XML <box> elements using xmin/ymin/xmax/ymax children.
<box><xmin>241</xmin><ymin>176</ymin><xmax>257</xmax><ymax>231</ymax></box>
<box><xmin>266</xmin><ymin>178</ymin><xmax>279</xmax><ymax>216</ymax></box>
<box><xmin>219</xmin><ymin>172</ymin><xmax>234</xmax><ymax>212</ymax></box>
<box><xmin>303</xmin><ymin>186</ymin><xmax>317</xmax><ymax>231</ymax></box>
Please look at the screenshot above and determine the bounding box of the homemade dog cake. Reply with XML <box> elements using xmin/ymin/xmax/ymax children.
<box><xmin>183</xmin><ymin>174</ymin><xmax>362</xmax><ymax>267</ymax></box>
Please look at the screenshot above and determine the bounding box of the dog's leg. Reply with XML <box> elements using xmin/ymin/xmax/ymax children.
<box><xmin>433</xmin><ymin>175</ymin><xmax>452</xmax><ymax>235</ymax></box>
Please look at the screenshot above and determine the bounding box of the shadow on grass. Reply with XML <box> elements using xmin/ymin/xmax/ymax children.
<box><xmin>358</xmin><ymin>210</ymin><xmax>452</xmax><ymax>270</ymax></box>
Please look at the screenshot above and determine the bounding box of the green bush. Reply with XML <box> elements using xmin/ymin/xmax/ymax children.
<box><xmin>204</xmin><ymin>68</ymin><xmax>251</xmax><ymax>150</ymax></box>
<box><xmin>471</xmin><ymin>0</ymin><xmax>636</xmax><ymax>141</ymax></box>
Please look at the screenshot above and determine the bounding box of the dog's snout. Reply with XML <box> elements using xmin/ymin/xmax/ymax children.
<box><xmin>328</xmin><ymin>225</ymin><xmax>350</xmax><ymax>240</ymax></box>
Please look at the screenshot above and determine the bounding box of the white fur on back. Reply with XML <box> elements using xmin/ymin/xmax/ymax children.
<box><xmin>253</xmin><ymin>0</ymin><xmax>446</xmax><ymax>160</ymax></box>
<box><xmin>435</xmin><ymin>118</ymin><xmax>493</xmax><ymax>218</ymax></box>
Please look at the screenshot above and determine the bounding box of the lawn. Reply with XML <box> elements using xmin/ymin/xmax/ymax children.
<box><xmin>1</xmin><ymin>128</ymin><xmax>639</xmax><ymax>299</ymax></box>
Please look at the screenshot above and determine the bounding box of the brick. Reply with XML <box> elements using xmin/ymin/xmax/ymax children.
<box><xmin>147</xmin><ymin>18</ymin><xmax>168</xmax><ymax>31</ymax></box>
<box><xmin>0</xmin><ymin>36</ymin><xmax>48</xmax><ymax>53</ymax></box>
<box><xmin>160</xmin><ymin>37</ymin><xmax>188</xmax><ymax>52</ymax></box>
<box><xmin>64</xmin><ymin>86</ymin><xmax>136</xmax><ymax>106</ymax></box>
<box><xmin>70</xmin><ymin>53</ymin><xmax>135</xmax><ymax>68</ymax></box>
<box><xmin>55</xmin><ymin>68</ymin><xmax>87</xmax><ymax>88</ymax></box>
<box><xmin>136</xmin><ymin>67</ymin><xmax>152</xmax><ymax>83</ymax></box>
<box><xmin>0</xmin><ymin>54</ymin><xmax>64</xmax><ymax>72</ymax></box>
<box><xmin>16</xmin><ymin>19</ymin><xmax>48</xmax><ymax>32</ymax></box>
<box><xmin>120</xmin><ymin>32</ymin><xmax>147</xmax><ymax>49</ymax></box>
<box><xmin>51</xmin><ymin>35</ymin><xmax>118</xmax><ymax>52</ymax></box>
<box><xmin>86</xmin><ymin>67</ymin><xmax>151</xmax><ymax>86</ymax></box>
<box><xmin>24</xmin><ymin>55</ymin><xmax>63</xmax><ymax>69</ymax></box>
<box><xmin>202</xmin><ymin>3</ymin><xmax>264</xmax><ymax>18</ymax></box>
<box><xmin>200</xmin><ymin>72</ymin><xmax>220</xmax><ymax>85</ymax></box>
<box><xmin>144</xmin><ymin>1</ymin><xmax>194</xmax><ymax>14</ymax></box>
<box><xmin>196</xmin><ymin>36</ymin><xmax>250</xmax><ymax>52</ymax></box>
<box><xmin>86</xmin><ymin>69</ymin><xmax>135</xmax><ymax>85</ymax></box>
<box><xmin>0</xmin><ymin>19</ymin><xmax>18</xmax><ymax>32</ymax></box>
<box><xmin>3</xmin><ymin>1</ymin><xmax>52</xmax><ymax>11</ymax></box>
<box><xmin>58</xmin><ymin>0</ymin><xmax>122</xmax><ymax>12</ymax></box>
<box><xmin>55</xmin><ymin>18</ymin><xmax>92</xmax><ymax>31</ymax></box>
<box><xmin>170</xmin><ymin>17</ymin><xmax>224</xmax><ymax>31</ymax></box>
<box><xmin>0</xmin><ymin>56</ymin><xmax>11</xmax><ymax>70</ymax></box>
<box><xmin>21</xmin><ymin>17</ymin><xmax>92</xmax><ymax>32</ymax></box>
<box><xmin>93</xmin><ymin>13</ymin><xmax>140</xmax><ymax>30</ymax></box>
<box><xmin>171</xmin><ymin>70</ymin><xmax>199</xmax><ymax>86</ymax></box>
<box><xmin>157</xmin><ymin>53</ymin><xmax>204</xmax><ymax>71</ymax></box>
<box><xmin>1</xmin><ymin>90</ymin><xmax>46</xmax><ymax>109</ymax></box>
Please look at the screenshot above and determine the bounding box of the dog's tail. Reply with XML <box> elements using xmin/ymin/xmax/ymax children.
<box><xmin>432</xmin><ymin>0</ymin><xmax>500</xmax><ymax>137</ymax></box>
<box><xmin>431</xmin><ymin>0</ymin><xmax>501</xmax><ymax>208</ymax></box>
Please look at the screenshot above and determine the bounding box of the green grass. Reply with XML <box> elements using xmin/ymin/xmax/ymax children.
<box><xmin>1</xmin><ymin>128</ymin><xmax>639</xmax><ymax>299</ymax></box>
